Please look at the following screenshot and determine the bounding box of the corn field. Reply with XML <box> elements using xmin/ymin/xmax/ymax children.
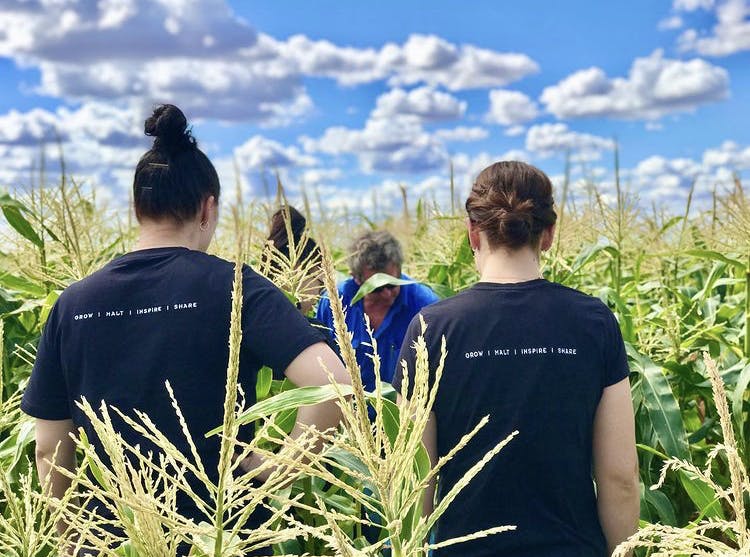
<box><xmin>0</xmin><ymin>165</ymin><xmax>749</xmax><ymax>556</ymax></box>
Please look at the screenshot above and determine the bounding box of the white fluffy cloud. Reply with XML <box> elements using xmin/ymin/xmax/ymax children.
<box><xmin>301</xmin><ymin>115</ymin><xmax>449</xmax><ymax>174</ymax></box>
<box><xmin>658</xmin><ymin>15</ymin><xmax>685</xmax><ymax>30</ymax></box>
<box><xmin>387</xmin><ymin>34</ymin><xmax>539</xmax><ymax>90</ymax></box>
<box><xmin>433</xmin><ymin>126</ymin><xmax>489</xmax><ymax>142</ymax></box>
<box><xmin>371</xmin><ymin>86</ymin><xmax>466</xmax><ymax>122</ymax></box>
<box><xmin>702</xmin><ymin>140</ymin><xmax>750</xmax><ymax>168</ymax></box>
<box><xmin>0</xmin><ymin>1</ymin><xmax>539</xmax><ymax>125</ymax></box>
<box><xmin>0</xmin><ymin>103</ymin><xmax>143</xmax><ymax>147</ymax></box>
<box><xmin>0</xmin><ymin>0</ymin><xmax>256</xmax><ymax>61</ymax></box>
<box><xmin>485</xmin><ymin>89</ymin><xmax>539</xmax><ymax>126</ymax></box>
<box><xmin>280</xmin><ymin>34</ymin><xmax>538</xmax><ymax>90</ymax></box>
<box><xmin>0</xmin><ymin>102</ymin><xmax>148</xmax><ymax>200</ymax></box>
<box><xmin>674</xmin><ymin>0</ymin><xmax>715</xmax><ymax>10</ymax></box>
<box><xmin>540</xmin><ymin>50</ymin><xmax>729</xmax><ymax>120</ymax></box>
<box><xmin>677</xmin><ymin>0</ymin><xmax>750</xmax><ymax>56</ymax></box>
<box><xmin>525</xmin><ymin>123</ymin><xmax>614</xmax><ymax>159</ymax></box>
<box><xmin>233</xmin><ymin>135</ymin><xmax>317</xmax><ymax>170</ymax></box>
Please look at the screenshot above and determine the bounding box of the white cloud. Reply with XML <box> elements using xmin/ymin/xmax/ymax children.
<box><xmin>388</xmin><ymin>34</ymin><xmax>539</xmax><ymax>90</ymax></box>
<box><xmin>658</xmin><ymin>15</ymin><xmax>685</xmax><ymax>30</ymax></box>
<box><xmin>300</xmin><ymin>168</ymin><xmax>343</xmax><ymax>185</ymax></box>
<box><xmin>433</xmin><ymin>126</ymin><xmax>489</xmax><ymax>142</ymax></box>
<box><xmin>525</xmin><ymin>123</ymin><xmax>614</xmax><ymax>159</ymax></box>
<box><xmin>0</xmin><ymin>102</ymin><xmax>143</xmax><ymax>147</ymax></box>
<box><xmin>677</xmin><ymin>0</ymin><xmax>750</xmax><ymax>56</ymax></box>
<box><xmin>505</xmin><ymin>125</ymin><xmax>527</xmax><ymax>137</ymax></box>
<box><xmin>540</xmin><ymin>49</ymin><xmax>729</xmax><ymax>120</ymax></box>
<box><xmin>301</xmin><ymin>115</ymin><xmax>449</xmax><ymax>173</ymax></box>
<box><xmin>485</xmin><ymin>89</ymin><xmax>539</xmax><ymax>126</ymax></box>
<box><xmin>0</xmin><ymin>1</ymin><xmax>540</xmax><ymax>125</ymax></box>
<box><xmin>233</xmin><ymin>135</ymin><xmax>317</xmax><ymax>170</ymax></box>
<box><xmin>0</xmin><ymin>102</ymin><xmax>147</xmax><ymax>196</ymax></box>
<box><xmin>371</xmin><ymin>86</ymin><xmax>466</xmax><ymax>122</ymax></box>
<box><xmin>274</xmin><ymin>33</ymin><xmax>539</xmax><ymax>91</ymax></box>
<box><xmin>674</xmin><ymin>0</ymin><xmax>715</xmax><ymax>11</ymax></box>
<box><xmin>0</xmin><ymin>0</ymin><xmax>256</xmax><ymax>61</ymax></box>
<box><xmin>702</xmin><ymin>140</ymin><xmax>750</xmax><ymax>167</ymax></box>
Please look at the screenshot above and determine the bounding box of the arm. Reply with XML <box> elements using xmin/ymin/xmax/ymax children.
<box><xmin>283</xmin><ymin>341</ymin><xmax>350</xmax><ymax>437</ymax></box>
<box><xmin>592</xmin><ymin>378</ymin><xmax>639</xmax><ymax>556</ymax></box>
<box><xmin>421</xmin><ymin>407</ymin><xmax>437</xmax><ymax>516</ymax></box>
<box><xmin>35</xmin><ymin>419</ymin><xmax>77</xmax><ymax>536</ymax></box>
<box><xmin>242</xmin><ymin>341</ymin><xmax>349</xmax><ymax>476</ymax></box>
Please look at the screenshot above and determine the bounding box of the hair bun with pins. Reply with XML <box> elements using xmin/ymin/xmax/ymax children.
<box><xmin>144</xmin><ymin>104</ymin><xmax>196</xmax><ymax>156</ymax></box>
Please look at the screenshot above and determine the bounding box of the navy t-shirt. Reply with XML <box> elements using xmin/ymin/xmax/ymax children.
<box><xmin>393</xmin><ymin>279</ymin><xmax>629</xmax><ymax>557</ymax></box>
<box><xmin>21</xmin><ymin>247</ymin><xmax>326</xmax><ymax>528</ymax></box>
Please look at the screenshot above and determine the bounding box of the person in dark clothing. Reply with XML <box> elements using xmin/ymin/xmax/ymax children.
<box><xmin>263</xmin><ymin>205</ymin><xmax>336</xmax><ymax>352</ymax></box>
<box><xmin>22</xmin><ymin>104</ymin><xmax>349</xmax><ymax>555</ymax></box>
<box><xmin>264</xmin><ymin>205</ymin><xmax>324</xmax><ymax>315</ymax></box>
<box><xmin>394</xmin><ymin>161</ymin><xmax>639</xmax><ymax>557</ymax></box>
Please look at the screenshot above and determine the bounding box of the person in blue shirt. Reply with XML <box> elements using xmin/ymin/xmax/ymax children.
<box><xmin>316</xmin><ymin>230</ymin><xmax>439</xmax><ymax>390</ymax></box>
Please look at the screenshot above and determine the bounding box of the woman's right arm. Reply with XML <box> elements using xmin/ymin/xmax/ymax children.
<box><xmin>592</xmin><ymin>377</ymin><xmax>639</xmax><ymax>556</ymax></box>
<box><xmin>283</xmin><ymin>341</ymin><xmax>351</xmax><ymax>435</ymax></box>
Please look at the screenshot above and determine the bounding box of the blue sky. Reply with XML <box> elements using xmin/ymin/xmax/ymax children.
<box><xmin>1</xmin><ymin>0</ymin><xmax>749</xmax><ymax>214</ymax></box>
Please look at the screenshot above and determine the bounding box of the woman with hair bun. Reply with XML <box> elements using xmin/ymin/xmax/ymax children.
<box><xmin>22</xmin><ymin>104</ymin><xmax>348</xmax><ymax>553</ymax></box>
<box><xmin>394</xmin><ymin>161</ymin><xmax>639</xmax><ymax>557</ymax></box>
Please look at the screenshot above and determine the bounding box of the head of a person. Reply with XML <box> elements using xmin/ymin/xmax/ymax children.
<box><xmin>268</xmin><ymin>206</ymin><xmax>312</xmax><ymax>256</ymax></box>
<box><xmin>349</xmin><ymin>230</ymin><xmax>404</xmax><ymax>307</ymax></box>
<box><xmin>133</xmin><ymin>104</ymin><xmax>221</xmax><ymax>252</ymax></box>
<box><xmin>266</xmin><ymin>206</ymin><xmax>323</xmax><ymax>313</ymax></box>
<box><xmin>465</xmin><ymin>161</ymin><xmax>557</xmax><ymax>254</ymax></box>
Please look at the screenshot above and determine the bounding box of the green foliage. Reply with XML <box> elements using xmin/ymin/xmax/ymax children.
<box><xmin>2</xmin><ymin>174</ymin><xmax>750</xmax><ymax>555</ymax></box>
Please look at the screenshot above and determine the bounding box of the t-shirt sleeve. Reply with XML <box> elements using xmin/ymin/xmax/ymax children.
<box><xmin>242</xmin><ymin>271</ymin><xmax>327</xmax><ymax>380</ymax></box>
<box><xmin>21</xmin><ymin>302</ymin><xmax>71</xmax><ymax>420</ymax></box>
<box><xmin>392</xmin><ymin>313</ymin><xmax>424</xmax><ymax>400</ymax></box>
<box><xmin>602</xmin><ymin>308</ymin><xmax>630</xmax><ymax>387</ymax></box>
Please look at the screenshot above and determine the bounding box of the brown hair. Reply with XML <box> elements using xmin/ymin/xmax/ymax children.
<box><xmin>465</xmin><ymin>161</ymin><xmax>557</xmax><ymax>250</ymax></box>
<box><xmin>265</xmin><ymin>206</ymin><xmax>321</xmax><ymax>274</ymax></box>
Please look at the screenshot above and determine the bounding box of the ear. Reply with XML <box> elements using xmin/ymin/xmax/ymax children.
<box><xmin>199</xmin><ymin>195</ymin><xmax>216</xmax><ymax>224</ymax></box>
<box><xmin>466</xmin><ymin>218</ymin><xmax>481</xmax><ymax>251</ymax></box>
<box><xmin>539</xmin><ymin>224</ymin><xmax>556</xmax><ymax>252</ymax></box>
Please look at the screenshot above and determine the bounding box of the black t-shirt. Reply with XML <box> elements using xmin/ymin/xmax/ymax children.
<box><xmin>393</xmin><ymin>279</ymin><xmax>629</xmax><ymax>557</ymax></box>
<box><xmin>21</xmin><ymin>246</ymin><xmax>326</xmax><ymax>528</ymax></box>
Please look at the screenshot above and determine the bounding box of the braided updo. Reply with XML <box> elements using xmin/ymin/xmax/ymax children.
<box><xmin>465</xmin><ymin>161</ymin><xmax>557</xmax><ymax>250</ymax></box>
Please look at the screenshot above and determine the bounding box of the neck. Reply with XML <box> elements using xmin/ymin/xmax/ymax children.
<box><xmin>135</xmin><ymin>219</ymin><xmax>203</xmax><ymax>251</ymax></box>
<box><xmin>476</xmin><ymin>245</ymin><xmax>542</xmax><ymax>283</ymax></box>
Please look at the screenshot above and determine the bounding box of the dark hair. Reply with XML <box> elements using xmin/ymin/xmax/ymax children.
<box><xmin>133</xmin><ymin>104</ymin><xmax>220</xmax><ymax>223</ymax></box>
<box><xmin>465</xmin><ymin>161</ymin><xmax>557</xmax><ymax>250</ymax></box>
<box><xmin>265</xmin><ymin>206</ymin><xmax>321</xmax><ymax>272</ymax></box>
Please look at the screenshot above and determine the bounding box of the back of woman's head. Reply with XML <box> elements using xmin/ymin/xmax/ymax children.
<box><xmin>268</xmin><ymin>206</ymin><xmax>307</xmax><ymax>250</ymax></box>
<box><xmin>133</xmin><ymin>104</ymin><xmax>220</xmax><ymax>223</ymax></box>
<box><xmin>265</xmin><ymin>206</ymin><xmax>321</xmax><ymax>272</ymax></box>
<box><xmin>465</xmin><ymin>161</ymin><xmax>557</xmax><ymax>250</ymax></box>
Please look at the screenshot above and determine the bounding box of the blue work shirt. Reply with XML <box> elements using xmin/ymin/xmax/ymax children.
<box><xmin>315</xmin><ymin>274</ymin><xmax>439</xmax><ymax>391</ymax></box>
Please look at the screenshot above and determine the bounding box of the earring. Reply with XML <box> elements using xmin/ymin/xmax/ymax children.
<box><xmin>200</xmin><ymin>220</ymin><xmax>208</xmax><ymax>231</ymax></box>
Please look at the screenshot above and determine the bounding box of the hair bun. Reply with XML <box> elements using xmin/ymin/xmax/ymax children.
<box><xmin>489</xmin><ymin>197</ymin><xmax>535</xmax><ymax>248</ymax></box>
<box><xmin>144</xmin><ymin>104</ymin><xmax>195</xmax><ymax>155</ymax></box>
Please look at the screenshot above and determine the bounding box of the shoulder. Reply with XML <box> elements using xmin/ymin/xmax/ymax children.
<box><xmin>544</xmin><ymin>281</ymin><xmax>613</xmax><ymax>320</ymax></box>
<box><xmin>402</xmin><ymin>288</ymin><xmax>474</xmax><ymax>336</ymax></box>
